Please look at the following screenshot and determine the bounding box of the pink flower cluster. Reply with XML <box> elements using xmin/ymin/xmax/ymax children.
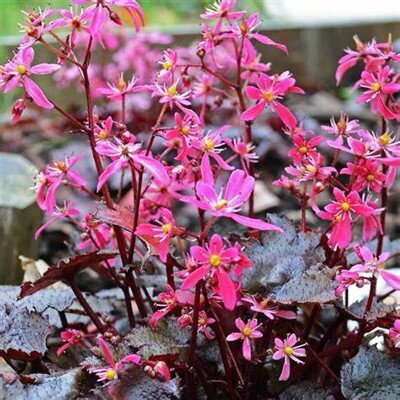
<box><xmin>3</xmin><ymin>0</ymin><xmax>400</xmax><ymax>393</ymax></box>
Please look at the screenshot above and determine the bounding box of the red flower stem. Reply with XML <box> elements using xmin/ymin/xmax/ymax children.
<box><xmin>306</xmin><ymin>344</ymin><xmax>340</xmax><ymax>383</ymax></box>
<box><xmin>188</xmin><ymin>282</ymin><xmax>201</xmax><ymax>367</ymax></box>
<box><xmin>39</xmin><ymin>37</ymin><xmax>82</xmax><ymax>67</ymax></box>
<box><xmin>127</xmin><ymin>103</ymin><xmax>167</xmax><ymax>262</ymax></box>
<box><xmin>69</xmin><ymin>278</ymin><xmax>106</xmax><ymax>334</ymax></box>
<box><xmin>51</xmin><ymin>102</ymin><xmax>89</xmax><ymax>132</ymax></box>
<box><xmin>364</xmin><ymin>118</ymin><xmax>388</xmax><ymax>320</ymax></box>
<box><xmin>166</xmin><ymin>254</ymin><xmax>176</xmax><ymax>290</ymax></box>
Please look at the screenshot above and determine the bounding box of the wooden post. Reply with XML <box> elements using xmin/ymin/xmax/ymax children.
<box><xmin>0</xmin><ymin>153</ymin><xmax>42</xmax><ymax>284</ymax></box>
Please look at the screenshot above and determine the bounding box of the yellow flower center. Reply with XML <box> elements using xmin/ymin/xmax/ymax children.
<box><xmin>98</xmin><ymin>129</ymin><xmax>108</xmax><ymax>140</ymax></box>
<box><xmin>209</xmin><ymin>254</ymin><xmax>221</xmax><ymax>267</ymax></box>
<box><xmin>121</xmin><ymin>145</ymin><xmax>129</xmax><ymax>155</ymax></box>
<box><xmin>215</xmin><ymin>199</ymin><xmax>228</xmax><ymax>210</ymax></box>
<box><xmin>162</xmin><ymin>61</ymin><xmax>173</xmax><ymax>70</ymax></box>
<box><xmin>341</xmin><ymin>202</ymin><xmax>350</xmax><ymax>212</ymax></box>
<box><xmin>284</xmin><ymin>347</ymin><xmax>294</xmax><ymax>356</ymax></box>
<box><xmin>335</xmin><ymin>215</ymin><xmax>342</xmax><ymax>222</ymax></box>
<box><xmin>181</xmin><ymin>126</ymin><xmax>190</xmax><ymax>135</ymax></box>
<box><xmin>167</xmin><ymin>84</ymin><xmax>177</xmax><ymax>97</ymax></box>
<box><xmin>299</xmin><ymin>146</ymin><xmax>308</xmax><ymax>154</ymax></box>
<box><xmin>263</xmin><ymin>91</ymin><xmax>276</xmax><ymax>102</ymax></box>
<box><xmin>242</xmin><ymin>327</ymin><xmax>252</xmax><ymax>336</ymax></box>
<box><xmin>198</xmin><ymin>317</ymin><xmax>207</xmax><ymax>326</ymax></box>
<box><xmin>117</xmin><ymin>77</ymin><xmax>126</xmax><ymax>91</ymax></box>
<box><xmin>55</xmin><ymin>161</ymin><xmax>67</xmax><ymax>172</ymax></box>
<box><xmin>105</xmin><ymin>369</ymin><xmax>117</xmax><ymax>380</ymax></box>
<box><xmin>161</xmin><ymin>223</ymin><xmax>172</xmax><ymax>234</ymax></box>
<box><xmin>17</xmin><ymin>64</ymin><xmax>27</xmax><ymax>75</ymax></box>
<box><xmin>371</xmin><ymin>82</ymin><xmax>381</xmax><ymax>92</ymax></box>
<box><xmin>204</xmin><ymin>139</ymin><xmax>215</xmax><ymax>151</ymax></box>
<box><xmin>305</xmin><ymin>165</ymin><xmax>316</xmax><ymax>173</ymax></box>
<box><xmin>337</xmin><ymin>114</ymin><xmax>347</xmax><ymax>134</ymax></box>
<box><xmin>366</xmin><ymin>174</ymin><xmax>375</xmax><ymax>181</ymax></box>
<box><xmin>379</xmin><ymin>132</ymin><xmax>391</xmax><ymax>146</ymax></box>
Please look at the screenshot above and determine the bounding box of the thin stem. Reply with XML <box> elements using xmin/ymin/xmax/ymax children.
<box><xmin>69</xmin><ymin>278</ymin><xmax>106</xmax><ymax>334</ymax></box>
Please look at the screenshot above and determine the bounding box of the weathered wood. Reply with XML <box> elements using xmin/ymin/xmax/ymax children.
<box><xmin>0</xmin><ymin>153</ymin><xmax>41</xmax><ymax>284</ymax></box>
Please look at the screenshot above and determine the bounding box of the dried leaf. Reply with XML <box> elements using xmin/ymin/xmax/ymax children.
<box><xmin>0</xmin><ymin>368</ymin><xmax>82</xmax><ymax>399</ymax></box>
<box><xmin>107</xmin><ymin>365</ymin><xmax>181</xmax><ymax>400</ymax></box>
<box><xmin>279</xmin><ymin>381</ymin><xmax>334</xmax><ymax>400</ymax></box>
<box><xmin>123</xmin><ymin>320</ymin><xmax>190</xmax><ymax>359</ymax></box>
<box><xmin>348</xmin><ymin>299</ymin><xmax>399</xmax><ymax>322</ymax></box>
<box><xmin>341</xmin><ymin>346</ymin><xmax>400</xmax><ymax>399</ymax></box>
<box><xmin>19</xmin><ymin>251</ymin><xmax>117</xmax><ymax>298</ymax></box>
<box><xmin>243</xmin><ymin>215</ymin><xmax>337</xmax><ymax>303</ymax></box>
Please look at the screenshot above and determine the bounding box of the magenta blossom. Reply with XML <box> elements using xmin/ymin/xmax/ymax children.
<box><xmin>97</xmin><ymin>74</ymin><xmax>149</xmax><ymax>100</ymax></box>
<box><xmin>94</xmin><ymin>337</ymin><xmax>141</xmax><ymax>384</ymax></box>
<box><xmin>95</xmin><ymin>138</ymin><xmax>168</xmax><ymax>192</ymax></box>
<box><xmin>335</xmin><ymin>269</ymin><xmax>365</xmax><ymax>296</ymax></box>
<box><xmin>197</xmin><ymin>311</ymin><xmax>216</xmax><ymax>340</ymax></box>
<box><xmin>231</xmin><ymin>13</ymin><xmax>287</xmax><ymax>54</ymax></box>
<box><xmin>57</xmin><ymin>329</ymin><xmax>83</xmax><ymax>356</ymax></box>
<box><xmin>242</xmin><ymin>296</ymin><xmax>296</xmax><ymax>320</ymax></box>
<box><xmin>317</xmin><ymin>188</ymin><xmax>375</xmax><ymax>249</ymax></box>
<box><xmin>192</xmin><ymin>126</ymin><xmax>233</xmax><ymax>170</ymax></box>
<box><xmin>179</xmin><ymin>155</ymin><xmax>283</xmax><ymax>231</ymax></box>
<box><xmin>389</xmin><ymin>320</ymin><xmax>400</xmax><ymax>348</ymax></box>
<box><xmin>150</xmin><ymin>284</ymin><xmax>194</xmax><ymax>327</ymax></box>
<box><xmin>273</xmin><ymin>334</ymin><xmax>306</xmax><ymax>381</ymax></box>
<box><xmin>135</xmin><ymin>209</ymin><xmax>181</xmax><ymax>262</ymax></box>
<box><xmin>152</xmin><ymin>81</ymin><xmax>191</xmax><ymax>111</ymax></box>
<box><xmin>226</xmin><ymin>318</ymin><xmax>263</xmax><ymax>361</ymax></box>
<box><xmin>181</xmin><ymin>234</ymin><xmax>239</xmax><ymax>310</ymax></box>
<box><xmin>1</xmin><ymin>47</ymin><xmax>60</xmax><ymax>109</ymax></box>
<box><xmin>287</xmin><ymin>134</ymin><xmax>323</xmax><ymax>164</ymax></box>
<box><xmin>35</xmin><ymin>202</ymin><xmax>79</xmax><ymax>239</ymax></box>
<box><xmin>73</xmin><ymin>0</ymin><xmax>144</xmax><ymax>35</ymax></box>
<box><xmin>354</xmin><ymin>65</ymin><xmax>400</xmax><ymax>119</ymax></box>
<box><xmin>241</xmin><ymin>72</ymin><xmax>302</xmax><ymax>127</ymax></box>
<box><xmin>352</xmin><ymin>246</ymin><xmax>400</xmax><ymax>290</ymax></box>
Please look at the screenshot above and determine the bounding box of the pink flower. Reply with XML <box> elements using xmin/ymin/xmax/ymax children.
<box><xmin>192</xmin><ymin>126</ymin><xmax>233</xmax><ymax>170</ymax></box>
<box><xmin>35</xmin><ymin>201</ymin><xmax>79</xmax><ymax>239</ymax></box>
<box><xmin>135</xmin><ymin>209</ymin><xmax>181</xmax><ymax>262</ymax></box>
<box><xmin>389</xmin><ymin>320</ymin><xmax>400</xmax><ymax>348</ymax></box>
<box><xmin>38</xmin><ymin>155</ymin><xmax>86</xmax><ymax>213</ymax></box>
<box><xmin>226</xmin><ymin>318</ymin><xmax>263</xmax><ymax>361</ymax></box>
<box><xmin>73</xmin><ymin>0</ymin><xmax>144</xmax><ymax>35</ymax></box>
<box><xmin>242</xmin><ymin>296</ymin><xmax>297</xmax><ymax>320</ymax></box>
<box><xmin>164</xmin><ymin>111</ymin><xmax>201</xmax><ymax>162</ymax></box>
<box><xmin>94</xmin><ymin>116</ymin><xmax>114</xmax><ymax>141</ymax></box>
<box><xmin>317</xmin><ymin>188</ymin><xmax>375</xmax><ymax>249</ymax></box>
<box><xmin>335</xmin><ymin>269</ymin><xmax>364</xmax><ymax>296</ymax></box>
<box><xmin>144</xmin><ymin>360</ymin><xmax>171</xmax><ymax>382</ymax></box>
<box><xmin>181</xmin><ymin>234</ymin><xmax>239</xmax><ymax>310</ymax></box>
<box><xmin>150</xmin><ymin>285</ymin><xmax>194</xmax><ymax>327</ymax></box>
<box><xmin>321</xmin><ymin>114</ymin><xmax>360</xmax><ymax>148</ymax></box>
<box><xmin>230</xmin><ymin>13</ymin><xmax>287</xmax><ymax>54</ymax></box>
<box><xmin>1</xmin><ymin>47</ymin><xmax>60</xmax><ymax>109</ymax></box>
<box><xmin>273</xmin><ymin>334</ymin><xmax>306</xmax><ymax>381</ymax></box>
<box><xmin>355</xmin><ymin>65</ymin><xmax>400</xmax><ymax>120</ymax></box>
<box><xmin>287</xmin><ymin>134</ymin><xmax>323</xmax><ymax>164</ymax></box>
<box><xmin>352</xmin><ymin>246</ymin><xmax>400</xmax><ymax>290</ymax></box>
<box><xmin>95</xmin><ymin>138</ymin><xmax>168</xmax><ymax>192</ymax></box>
<box><xmin>197</xmin><ymin>311</ymin><xmax>216</xmax><ymax>340</ymax></box>
<box><xmin>11</xmin><ymin>98</ymin><xmax>26</xmax><ymax>123</ymax></box>
<box><xmin>224</xmin><ymin>138</ymin><xmax>259</xmax><ymax>164</ymax></box>
<box><xmin>201</xmin><ymin>0</ymin><xmax>245</xmax><ymax>34</ymax></box>
<box><xmin>152</xmin><ymin>81</ymin><xmax>191</xmax><ymax>111</ymax></box>
<box><xmin>97</xmin><ymin>74</ymin><xmax>150</xmax><ymax>100</ymax></box>
<box><xmin>57</xmin><ymin>329</ymin><xmax>83</xmax><ymax>356</ymax></box>
<box><xmin>158</xmin><ymin>48</ymin><xmax>179</xmax><ymax>81</ymax></box>
<box><xmin>241</xmin><ymin>73</ymin><xmax>302</xmax><ymax>127</ymax></box>
<box><xmin>94</xmin><ymin>337</ymin><xmax>141</xmax><ymax>384</ymax></box>
<box><xmin>341</xmin><ymin>159</ymin><xmax>386</xmax><ymax>193</ymax></box>
<box><xmin>77</xmin><ymin>214</ymin><xmax>112</xmax><ymax>251</ymax></box>
<box><xmin>179</xmin><ymin>155</ymin><xmax>283</xmax><ymax>231</ymax></box>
